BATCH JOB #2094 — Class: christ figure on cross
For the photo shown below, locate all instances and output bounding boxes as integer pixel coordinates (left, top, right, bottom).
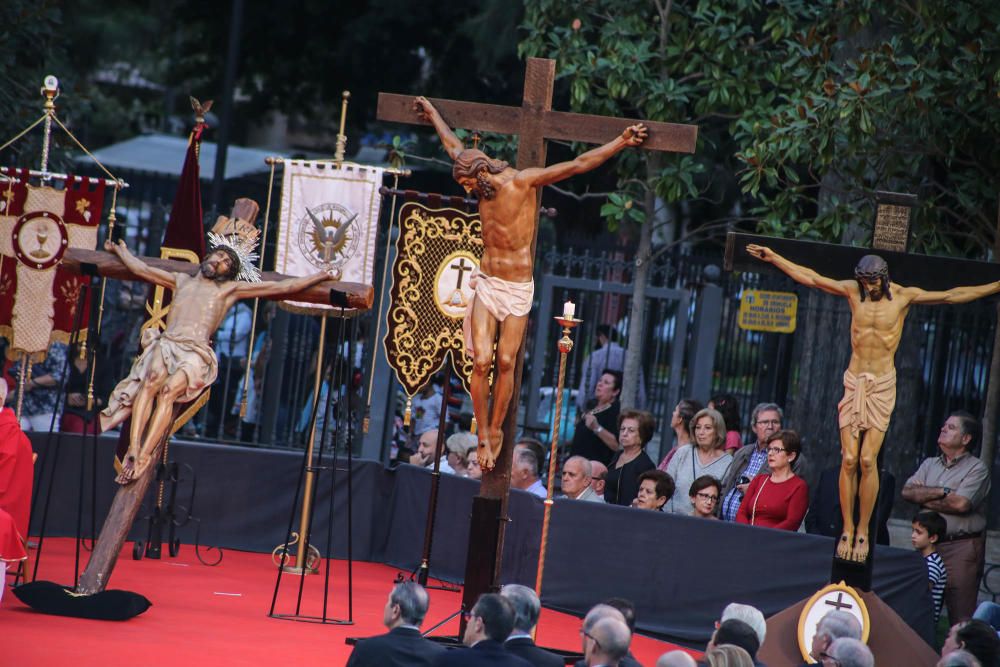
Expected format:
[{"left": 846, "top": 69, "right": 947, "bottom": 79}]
[
  {"left": 414, "top": 96, "right": 647, "bottom": 471},
  {"left": 747, "top": 244, "right": 1000, "bottom": 562},
  {"left": 100, "top": 234, "right": 330, "bottom": 484}
]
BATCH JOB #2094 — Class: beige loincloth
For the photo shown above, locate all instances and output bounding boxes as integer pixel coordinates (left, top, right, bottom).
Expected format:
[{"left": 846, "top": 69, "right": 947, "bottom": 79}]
[
  {"left": 463, "top": 270, "right": 534, "bottom": 355},
  {"left": 837, "top": 369, "right": 896, "bottom": 435},
  {"left": 100, "top": 328, "right": 218, "bottom": 432}
]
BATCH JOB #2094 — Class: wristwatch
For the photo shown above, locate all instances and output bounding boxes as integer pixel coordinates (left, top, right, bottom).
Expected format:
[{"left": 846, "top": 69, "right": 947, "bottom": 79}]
[
  {"left": 594, "top": 425, "right": 603, "bottom": 434},
  {"left": 941, "top": 487, "right": 952, "bottom": 499}
]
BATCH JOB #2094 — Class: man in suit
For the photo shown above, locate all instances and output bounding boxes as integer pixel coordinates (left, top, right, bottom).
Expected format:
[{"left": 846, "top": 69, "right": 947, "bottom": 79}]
[
  {"left": 561, "top": 456, "right": 604, "bottom": 502},
  {"left": 583, "top": 616, "right": 632, "bottom": 667},
  {"left": 346, "top": 582, "right": 446, "bottom": 667},
  {"left": 501, "top": 584, "right": 563, "bottom": 667},
  {"left": 575, "top": 604, "right": 641, "bottom": 667},
  {"left": 434, "top": 593, "right": 533, "bottom": 667}
]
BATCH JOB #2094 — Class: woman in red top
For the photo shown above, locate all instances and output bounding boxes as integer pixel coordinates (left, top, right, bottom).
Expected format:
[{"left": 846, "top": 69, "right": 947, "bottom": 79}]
[{"left": 736, "top": 430, "right": 808, "bottom": 530}]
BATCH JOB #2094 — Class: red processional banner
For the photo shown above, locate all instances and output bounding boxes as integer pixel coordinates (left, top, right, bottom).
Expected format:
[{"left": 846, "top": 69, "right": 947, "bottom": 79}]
[{"left": 0, "top": 169, "right": 105, "bottom": 360}]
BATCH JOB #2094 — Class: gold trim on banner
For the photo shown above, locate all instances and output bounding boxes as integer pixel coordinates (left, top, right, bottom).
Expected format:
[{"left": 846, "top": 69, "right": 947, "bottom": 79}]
[{"left": 382, "top": 202, "right": 483, "bottom": 397}]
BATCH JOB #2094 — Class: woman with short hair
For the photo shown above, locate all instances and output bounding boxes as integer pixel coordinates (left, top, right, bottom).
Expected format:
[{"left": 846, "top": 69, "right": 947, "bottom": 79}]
[
  {"left": 736, "top": 430, "right": 808, "bottom": 531},
  {"left": 604, "top": 409, "right": 656, "bottom": 506},
  {"left": 665, "top": 408, "right": 733, "bottom": 515},
  {"left": 633, "top": 470, "right": 675, "bottom": 511},
  {"left": 689, "top": 475, "right": 722, "bottom": 519}
]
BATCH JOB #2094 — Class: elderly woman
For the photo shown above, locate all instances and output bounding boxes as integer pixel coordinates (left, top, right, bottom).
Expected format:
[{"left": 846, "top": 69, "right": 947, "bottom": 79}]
[
  {"left": 665, "top": 408, "right": 732, "bottom": 515},
  {"left": 689, "top": 475, "right": 721, "bottom": 519},
  {"left": 604, "top": 409, "right": 656, "bottom": 506},
  {"left": 736, "top": 430, "right": 808, "bottom": 530},
  {"left": 633, "top": 469, "right": 675, "bottom": 511},
  {"left": 464, "top": 447, "right": 482, "bottom": 480},
  {"left": 445, "top": 432, "right": 478, "bottom": 477},
  {"left": 657, "top": 398, "right": 703, "bottom": 471}
]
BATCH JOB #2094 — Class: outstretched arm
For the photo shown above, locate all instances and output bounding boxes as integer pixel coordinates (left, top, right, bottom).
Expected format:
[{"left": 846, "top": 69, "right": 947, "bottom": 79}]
[
  {"left": 516, "top": 124, "right": 647, "bottom": 188},
  {"left": 103, "top": 239, "right": 175, "bottom": 289},
  {"left": 233, "top": 271, "right": 330, "bottom": 300},
  {"left": 413, "top": 96, "right": 464, "bottom": 160},
  {"left": 746, "top": 244, "right": 851, "bottom": 296},
  {"left": 905, "top": 280, "right": 1000, "bottom": 305}
]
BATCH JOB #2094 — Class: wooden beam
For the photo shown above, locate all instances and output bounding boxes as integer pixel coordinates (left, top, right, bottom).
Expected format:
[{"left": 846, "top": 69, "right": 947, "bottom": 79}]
[
  {"left": 62, "top": 248, "right": 375, "bottom": 310},
  {"left": 725, "top": 232, "right": 1000, "bottom": 292},
  {"left": 377, "top": 94, "right": 521, "bottom": 135}
]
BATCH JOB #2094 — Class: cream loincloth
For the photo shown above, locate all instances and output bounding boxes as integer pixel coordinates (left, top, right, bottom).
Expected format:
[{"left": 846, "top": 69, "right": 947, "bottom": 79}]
[
  {"left": 463, "top": 270, "right": 534, "bottom": 355},
  {"left": 100, "top": 328, "right": 218, "bottom": 432},
  {"left": 837, "top": 369, "right": 896, "bottom": 435}
]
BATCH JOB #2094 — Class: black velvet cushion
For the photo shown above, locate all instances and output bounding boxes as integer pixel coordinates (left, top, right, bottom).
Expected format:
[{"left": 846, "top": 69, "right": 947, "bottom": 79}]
[{"left": 13, "top": 580, "right": 152, "bottom": 620}]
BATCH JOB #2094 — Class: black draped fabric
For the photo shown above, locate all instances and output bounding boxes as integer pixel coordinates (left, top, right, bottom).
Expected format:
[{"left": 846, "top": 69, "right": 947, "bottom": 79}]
[{"left": 30, "top": 434, "right": 934, "bottom": 649}]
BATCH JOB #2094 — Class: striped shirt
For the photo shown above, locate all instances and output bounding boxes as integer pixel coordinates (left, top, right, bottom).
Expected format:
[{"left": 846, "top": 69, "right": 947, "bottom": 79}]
[{"left": 926, "top": 551, "right": 947, "bottom": 623}]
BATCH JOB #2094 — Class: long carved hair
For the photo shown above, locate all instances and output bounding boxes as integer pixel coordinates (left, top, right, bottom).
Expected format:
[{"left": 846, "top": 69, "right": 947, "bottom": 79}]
[
  {"left": 855, "top": 254, "right": 892, "bottom": 301},
  {"left": 452, "top": 149, "right": 508, "bottom": 181}
]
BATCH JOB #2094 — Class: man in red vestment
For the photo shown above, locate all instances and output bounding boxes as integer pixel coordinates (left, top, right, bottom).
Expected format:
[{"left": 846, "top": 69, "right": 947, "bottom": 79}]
[{"left": 0, "top": 378, "right": 34, "bottom": 594}]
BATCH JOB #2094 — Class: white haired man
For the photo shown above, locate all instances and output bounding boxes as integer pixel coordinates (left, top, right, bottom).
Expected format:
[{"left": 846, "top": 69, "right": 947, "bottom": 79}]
[
  {"left": 821, "top": 637, "right": 873, "bottom": 667},
  {"left": 561, "top": 456, "right": 603, "bottom": 502},
  {"left": 512, "top": 447, "right": 546, "bottom": 498},
  {"left": 347, "top": 582, "right": 445, "bottom": 667},
  {"left": 501, "top": 584, "right": 562, "bottom": 667},
  {"left": 805, "top": 610, "right": 862, "bottom": 666},
  {"left": 720, "top": 603, "right": 766, "bottom": 648}
]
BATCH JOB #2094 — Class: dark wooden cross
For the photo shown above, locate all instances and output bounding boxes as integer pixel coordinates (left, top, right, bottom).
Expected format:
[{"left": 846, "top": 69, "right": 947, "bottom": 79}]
[
  {"left": 450, "top": 256, "right": 474, "bottom": 290},
  {"left": 824, "top": 591, "right": 854, "bottom": 611},
  {"left": 378, "top": 57, "right": 698, "bottom": 618}
]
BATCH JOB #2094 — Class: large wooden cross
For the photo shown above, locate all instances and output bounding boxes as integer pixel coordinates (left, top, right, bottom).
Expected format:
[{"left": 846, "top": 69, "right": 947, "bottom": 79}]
[{"left": 378, "top": 57, "right": 698, "bottom": 616}]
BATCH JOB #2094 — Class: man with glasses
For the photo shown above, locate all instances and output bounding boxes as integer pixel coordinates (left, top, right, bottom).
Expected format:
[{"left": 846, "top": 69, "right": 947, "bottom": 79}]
[
  {"left": 435, "top": 593, "right": 532, "bottom": 666},
  {"left": 719, "top": 403, "right": 809, "bottom": 522},
  {"left": 574, "top": 603, "right": 641, "bottom": 667},
  {"left": 346, "top": 582, "right": 445, "bottom": 667},
  {"left": 581, "top": 617, "right": 631, "bottom": 667},
  {"left": 803, "top": 610, "right": 862, "bottom": 666},
  {"left": 820, "top": 637, "right": 873, "bottom": 667}
]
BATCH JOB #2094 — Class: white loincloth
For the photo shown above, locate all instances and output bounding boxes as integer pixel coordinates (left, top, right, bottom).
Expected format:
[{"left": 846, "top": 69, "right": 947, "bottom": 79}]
[{"left": 837, "top": 369, "right": 896, "bottom": 435}]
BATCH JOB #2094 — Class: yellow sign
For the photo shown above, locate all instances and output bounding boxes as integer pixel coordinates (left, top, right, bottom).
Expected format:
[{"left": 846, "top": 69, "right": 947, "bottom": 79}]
[{"left": 738, "top": 289, "right": 797, "bottom": 333}]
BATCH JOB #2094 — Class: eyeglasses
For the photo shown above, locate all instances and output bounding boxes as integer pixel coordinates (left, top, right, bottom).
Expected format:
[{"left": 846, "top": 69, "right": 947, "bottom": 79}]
[
  {"left": 695, "top": 492, "right": 719, "bottom": 502},
  {"left": 756, "top": 419, "right": 781, "bottom": 426},
  {"left": 766, "top": 446, "right": 786, "bottom": 454},
  {"left": 462, "top": 610, "right": 475, "bottom": 621},
  {"left": 579, "top": 629, "right": 601, "bottom": 648}
]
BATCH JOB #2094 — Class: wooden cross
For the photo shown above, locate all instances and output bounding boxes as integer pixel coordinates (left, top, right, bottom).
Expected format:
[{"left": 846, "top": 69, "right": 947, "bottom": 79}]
[
  {"left": 450, "top": 257, "right": 474, "bottom": 290},
  {"left": 378, "top": 57, "right": 698, "bottom": 615},
  {"left": 824, "top": 591, "right": 854, "bottom": 611}
]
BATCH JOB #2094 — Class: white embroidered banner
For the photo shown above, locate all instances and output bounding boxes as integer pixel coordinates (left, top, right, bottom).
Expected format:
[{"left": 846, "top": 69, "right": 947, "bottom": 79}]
[{"left": 275, "top": 162, "right": 384, "bottom": 312}]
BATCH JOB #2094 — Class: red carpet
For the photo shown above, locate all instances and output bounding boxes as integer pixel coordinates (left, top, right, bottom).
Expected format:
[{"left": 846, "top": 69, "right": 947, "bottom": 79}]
[{"left": 4, "top": 538, "right": 696, "bottom": 666}]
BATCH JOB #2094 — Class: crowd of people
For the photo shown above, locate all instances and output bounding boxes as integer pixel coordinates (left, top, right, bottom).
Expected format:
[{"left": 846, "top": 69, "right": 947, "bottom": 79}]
[{"left": 348, "top": 579, "right": 1000, "bottom": 666}]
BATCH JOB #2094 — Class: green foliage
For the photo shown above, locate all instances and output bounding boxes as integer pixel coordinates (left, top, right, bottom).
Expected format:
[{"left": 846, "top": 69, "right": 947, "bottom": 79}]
[{"left": 521, "top": 0, "right": 1000, "bottom": 256}]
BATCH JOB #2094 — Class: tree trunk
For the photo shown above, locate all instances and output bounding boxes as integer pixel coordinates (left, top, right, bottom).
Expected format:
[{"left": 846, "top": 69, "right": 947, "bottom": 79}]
[
  {"left": 621, "top": 154, "right": 660, "bottom": 409},
  {"left": 979, "top": 199, "right": 1000, "bottom": 478}
]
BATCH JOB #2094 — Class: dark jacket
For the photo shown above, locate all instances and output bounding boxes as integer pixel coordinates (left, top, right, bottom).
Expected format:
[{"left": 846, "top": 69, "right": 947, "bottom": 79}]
[
  {"left": 504, "top": 636, "right": 564, "bottom": 667},
  {"left": 346, "top": 626, "right": 446, "bottom": 667},
  {"left": 434, "top": 639, "right": 535, "bottom": 667}
]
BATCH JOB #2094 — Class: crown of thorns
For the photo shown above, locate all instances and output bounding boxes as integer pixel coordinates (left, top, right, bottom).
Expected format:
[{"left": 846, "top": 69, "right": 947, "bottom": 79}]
[{"left": 207, "top": 229, "right": 261, "bottom": 283}]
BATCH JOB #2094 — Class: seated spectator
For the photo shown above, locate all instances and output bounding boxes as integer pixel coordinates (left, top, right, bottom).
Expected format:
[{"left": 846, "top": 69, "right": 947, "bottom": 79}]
[
  {"left": 665, "top": 408, "right": 733, "bottom": 515},
  {"left": 465, "top": 448, "right": 482, "bottom": 480},
  {"left": 807, "top": 611, "right": 862, "bottom": 666},
  {"left": 720, "top": 603, "right": 766, "bottom": 650},
  {"left": 719, "top": 404, "right": 808, "bottom": 522},
  {"left": 561, "top": 456, "right": 603, "bottom": 502},
  {"left": 657, "top": 651, "right": 698, "bottom": 667},
  {"left": 591, "top": 461, "right": 608, "bottom": 499},
  {"left": 821, "top": 638, "right": 873, "bottom": 667},
  {"left": 408, "top": 429, "right": 441, "bottom": 469},
  {"left": 605, "top": 410, "right": 656, "bottom": 506},
  {"left": 574, "top": 603, "right": 640, "bottom": 667},
  {"left": 689, "top": 476, "right": 722, "bottom": 519},
  {"left": 937, "top": 650, "right": 983, "bottom": 667},
  {"left": 942, "top": 620, "right": 1000, "bottom": 667},
  {"left": 706, "top": 619, "right": 761, "bottom": 666},
  {"left": 434, "top": 593, "right": 532, "bottom": 666},
  {"left": 703, "top": 645, "right": 754, "bottom": 667},
  {"left": 346, "top": 581, "right": 446, "bottom": 667},
  {"left": 912, "top": 510, "right": 948, "bottom": 624},
  {"left": 633, "top": 470, "right": 674, "bottom": 511},
  {"left": 658, "top": 398, "right": 702, "bottom": 471},
  {"left": 583, "top": 616, "right": 631, "bottom": 667},
  {"left": 512, "top": 448, "right": 547, "bottom": 498},
  {"left": 0, "top": 508, "right": 25, "bottom": 602},
  {"left": 516, "top": 437, "right": 548, "bottom": 479},
  {"left": 445, "top": 432, "right": 477, "bottom": 477},
  {"left": 570, "top": 369, "right": 622, "bottom": 467},
  {"left": 501, "top": 584, "right": 562, "bottom": 667},
  {"left": 709, "top": 394, "right": 742, "bottom": 453},
  {"left": 410, "top": 380, "right": 443, "bottom": 442},
  {"left": 735, "top": 430, "right": 808, "bottom": 531}
]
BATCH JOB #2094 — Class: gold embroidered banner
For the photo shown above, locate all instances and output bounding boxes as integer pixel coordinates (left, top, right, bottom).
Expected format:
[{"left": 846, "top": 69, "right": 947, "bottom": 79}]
[{"left": 383, "top": 202, "right": 482, "bottom": 395}]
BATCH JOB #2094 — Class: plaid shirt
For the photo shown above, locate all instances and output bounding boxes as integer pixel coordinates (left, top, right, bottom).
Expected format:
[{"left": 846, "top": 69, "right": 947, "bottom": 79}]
[{"left": 720, "top": 444, "right": 768, "bottom": 521}]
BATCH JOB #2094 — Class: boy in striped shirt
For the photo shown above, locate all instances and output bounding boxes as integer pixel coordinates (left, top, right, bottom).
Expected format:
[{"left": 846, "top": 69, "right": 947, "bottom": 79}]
[{"left": 912, "top": 510, "right": 948, "bottom": 623}]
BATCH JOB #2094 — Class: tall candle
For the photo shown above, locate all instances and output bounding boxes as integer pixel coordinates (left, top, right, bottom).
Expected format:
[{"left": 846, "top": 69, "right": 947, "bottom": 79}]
[{"left": 562, "top": 300, "right": 575, "bottom": 320}]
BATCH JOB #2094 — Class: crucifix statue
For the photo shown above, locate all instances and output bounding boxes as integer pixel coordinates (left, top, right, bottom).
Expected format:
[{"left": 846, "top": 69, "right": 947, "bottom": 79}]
[
  {"left": 379, "top": 57, "right": 698, "bottom": 618},
  {"left": 413, "top": 95, "right": 647, "bottom": 471},
  {"left": 744, "top": 246, "right": 1000, "bottom": 562}
]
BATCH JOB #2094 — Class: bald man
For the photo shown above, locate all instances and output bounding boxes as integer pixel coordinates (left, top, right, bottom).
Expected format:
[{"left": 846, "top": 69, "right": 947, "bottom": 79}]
[
  {"left": 657, "top": 652, "right": 697, "bottom": 667},
  {"left": 561, "top": 456, "right": 603, "bottom": 502},
  {"left": 584, "top": 616, "right": 632, "bottom": 667}
]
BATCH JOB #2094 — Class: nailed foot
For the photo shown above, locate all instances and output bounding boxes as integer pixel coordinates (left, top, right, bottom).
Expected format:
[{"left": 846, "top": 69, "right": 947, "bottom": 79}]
[
  {"left": 489, "top": 427, "right": 504, "bottom": 463},
  {"left": 116, "top": 455, "right": 138, "bottom": 485},
  {"left": 850, "top": 534, "right": 869, "bottom": 563},
  {"left": 477, "top": 436, "right": 496, "bottom": 472},
  {"left": 836, "top": 531, "right": 853, "bottom": 560}
]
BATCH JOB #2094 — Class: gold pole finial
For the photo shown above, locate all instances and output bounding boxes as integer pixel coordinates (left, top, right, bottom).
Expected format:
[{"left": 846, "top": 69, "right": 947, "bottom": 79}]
[
  {"left": 334, "top": 91, "right": 351, "bottom": 163},
  {"left": 39, "top": 76, "right": 60, "bottom": 178}
]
